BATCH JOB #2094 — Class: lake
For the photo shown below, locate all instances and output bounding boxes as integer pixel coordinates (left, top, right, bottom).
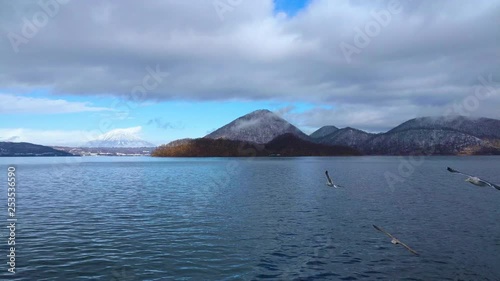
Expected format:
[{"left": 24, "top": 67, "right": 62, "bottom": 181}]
[{"left": 0, "top": 156, "right": 499, "bottom": 280}]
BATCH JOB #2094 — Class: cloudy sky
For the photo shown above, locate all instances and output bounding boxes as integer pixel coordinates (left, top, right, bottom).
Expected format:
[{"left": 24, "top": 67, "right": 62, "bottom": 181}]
[{"left": 1, "top": 0, "right": 499, "bottom": 145}]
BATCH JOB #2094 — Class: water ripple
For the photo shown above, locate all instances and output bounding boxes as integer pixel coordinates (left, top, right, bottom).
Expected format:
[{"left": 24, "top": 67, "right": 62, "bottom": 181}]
[{"left": 0, "top": 156, "right": 498, "bottom": 280}]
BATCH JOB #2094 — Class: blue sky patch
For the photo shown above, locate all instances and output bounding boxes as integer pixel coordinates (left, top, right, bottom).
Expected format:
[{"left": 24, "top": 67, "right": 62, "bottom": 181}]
[{"left": 273, "top": 0, "right": 311, "bottom": 16}]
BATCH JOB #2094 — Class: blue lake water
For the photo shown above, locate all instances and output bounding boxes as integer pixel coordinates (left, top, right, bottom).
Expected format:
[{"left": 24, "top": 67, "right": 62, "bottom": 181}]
[{"left": 0, "top": 156, "right": 499, "bottom": 280}]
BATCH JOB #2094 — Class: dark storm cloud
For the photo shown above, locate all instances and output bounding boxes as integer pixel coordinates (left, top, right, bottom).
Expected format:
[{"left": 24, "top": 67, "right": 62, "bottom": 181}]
[{"left": 1, "top": 0, "right": 499, "bottom": 130}]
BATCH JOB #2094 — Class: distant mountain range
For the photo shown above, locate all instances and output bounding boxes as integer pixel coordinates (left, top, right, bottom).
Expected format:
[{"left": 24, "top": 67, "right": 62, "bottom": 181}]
[
  {"left": 153, "top": 109, "right": 364, "bottom": 157},
  {"left": 154, "top": 109, "right": 500, "bottom": 156},
  {"left": 4, "top": 110, "right": 499, "bottom": 157},
  {"left": 0, "top": 142, "right": 74, "bottom": 157},
  {"left": 1, "top": 127, "right": 156, "bottom": 157},
  {"left": 312, "top": 116, "right": 500, "bottom": 155}
]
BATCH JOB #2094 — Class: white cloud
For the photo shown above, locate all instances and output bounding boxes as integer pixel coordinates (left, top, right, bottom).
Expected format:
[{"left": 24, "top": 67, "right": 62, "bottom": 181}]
[
  {"left": 0, "top": 93, "right": 112, "bottom": 114},
  {"left": 105, "top": 126, "right": 141, "bottom": 135},
  {"left": 0, "top": 128, "right": 93, "bottom": 146}
]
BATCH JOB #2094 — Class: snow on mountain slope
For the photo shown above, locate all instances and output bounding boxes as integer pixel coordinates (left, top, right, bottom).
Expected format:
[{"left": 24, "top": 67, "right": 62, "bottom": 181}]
[
  {"left": 205, "top": 109, "right": 310, "bottom": 144},
  {"left": 318, "top": 127, "right": 374, "bottom": 148},
  {"left": 364, "top": 129, "right": 485, "bottom": 155},
  {"left": 86, "top": 127, "right": 155, "bottom": 147},
  {"left": 315, "top": 115, "right": 500, "bottom": 154},
  {"left": 310, "top": 126, "right": 339, "bottom": 139},
  {"left": 388, "top": 116, "right": 500, "bottom": 139}
]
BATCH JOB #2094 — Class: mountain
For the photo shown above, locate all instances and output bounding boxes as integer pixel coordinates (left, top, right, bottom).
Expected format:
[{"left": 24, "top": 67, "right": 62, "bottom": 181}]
[
  {"left": 86, "top": 127, "right": 155, "bottom": 148},
  {"left": 264, "top": 133, "right": 361, "bottom": 156},
  {"left": 313, "top": 116, "right": 500, "bottom": 155},
  {"left": 387, "top": 116, "right": 500, "bottom": 139},
  {"left": 163, "top": 138, "right": 194, "bottom": 148},
  {"left": 152, "top": 138, "right": 262, "bottom": 157},
  {"left": 152, "top": 133, "right": 360, "bottom": 157},
  {"left": 158, "top": 111, "right": 500, "bottom": 156},
  {"left": 0, "top": 142, "right": 74, "bottom": 157},
  {"left": 310, "top": 126, "right": 339, "bottom": 139},
  {"left": 364, "top": 130, "right": 487, "bottom": 155},
  {"left": 317, "top": 127, "right": 375, "bottom": 149},
  {"left": 205, "top": 109, "right": 310, "bottom": 144},
  {"left": 363, "top": 116, "right": 500, "bottom": 155}
]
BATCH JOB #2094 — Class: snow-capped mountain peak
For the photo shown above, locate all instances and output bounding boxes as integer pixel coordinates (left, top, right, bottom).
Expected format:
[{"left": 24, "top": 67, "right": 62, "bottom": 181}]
[
  {"left": 86, "top": 127, "right": 155, "bottom": 147},
  {"left": 205, "top": 109, "right": 309, "bottom": 143}
]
